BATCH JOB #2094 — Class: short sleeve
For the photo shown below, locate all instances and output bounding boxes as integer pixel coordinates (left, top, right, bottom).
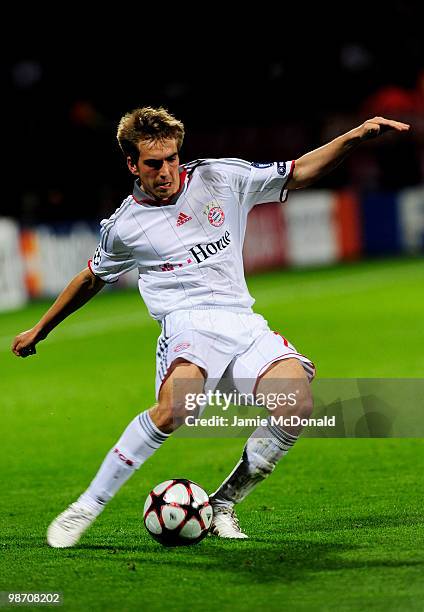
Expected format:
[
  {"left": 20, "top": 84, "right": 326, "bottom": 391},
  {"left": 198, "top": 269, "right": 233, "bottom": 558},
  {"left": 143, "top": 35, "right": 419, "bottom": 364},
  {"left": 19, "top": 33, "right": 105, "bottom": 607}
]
[
  {"left": 222, "top": 158, "right": 295, "bottom": 210},
  {"left": 88, "top": 220, "right": 137, "bottom": 283}
]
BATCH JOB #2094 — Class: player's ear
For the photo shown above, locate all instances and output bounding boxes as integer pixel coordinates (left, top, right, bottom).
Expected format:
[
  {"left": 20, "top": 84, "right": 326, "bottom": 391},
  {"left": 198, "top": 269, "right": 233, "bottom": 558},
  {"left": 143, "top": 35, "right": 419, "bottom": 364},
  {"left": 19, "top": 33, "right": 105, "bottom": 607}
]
[{"left": 127, "top": 156, "right": 139, "bottom": 176}]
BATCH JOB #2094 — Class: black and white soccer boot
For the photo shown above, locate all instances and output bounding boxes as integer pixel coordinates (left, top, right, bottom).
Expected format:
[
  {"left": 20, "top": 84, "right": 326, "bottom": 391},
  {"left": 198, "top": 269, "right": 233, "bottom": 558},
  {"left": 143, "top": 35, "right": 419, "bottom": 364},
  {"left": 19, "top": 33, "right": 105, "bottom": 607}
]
[{"left": 209, "top": 504, "right": 248, "bottom": 539}]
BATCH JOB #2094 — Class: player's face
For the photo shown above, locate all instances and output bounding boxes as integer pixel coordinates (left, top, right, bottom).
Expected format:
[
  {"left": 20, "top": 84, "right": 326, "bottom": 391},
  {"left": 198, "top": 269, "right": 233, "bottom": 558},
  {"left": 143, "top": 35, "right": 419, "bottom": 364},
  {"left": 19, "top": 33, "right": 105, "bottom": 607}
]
[{"left": 128, "top": 138, "right": 180, "bottom": 201}]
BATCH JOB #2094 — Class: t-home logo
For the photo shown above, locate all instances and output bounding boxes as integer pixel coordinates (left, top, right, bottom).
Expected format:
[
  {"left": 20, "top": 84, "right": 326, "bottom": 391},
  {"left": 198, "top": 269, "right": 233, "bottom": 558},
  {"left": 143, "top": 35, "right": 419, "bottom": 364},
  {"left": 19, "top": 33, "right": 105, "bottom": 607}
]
[{"left": 188, "top": 231, "right": 231, "bottom": 263}]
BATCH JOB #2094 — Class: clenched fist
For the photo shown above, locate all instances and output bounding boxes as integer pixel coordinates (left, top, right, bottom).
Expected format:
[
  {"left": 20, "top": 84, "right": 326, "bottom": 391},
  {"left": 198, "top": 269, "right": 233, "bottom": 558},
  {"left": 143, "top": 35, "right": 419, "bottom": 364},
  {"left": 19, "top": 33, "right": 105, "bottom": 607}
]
[{"left": 11, "top": 327, "right": 46, "bottom": 358}]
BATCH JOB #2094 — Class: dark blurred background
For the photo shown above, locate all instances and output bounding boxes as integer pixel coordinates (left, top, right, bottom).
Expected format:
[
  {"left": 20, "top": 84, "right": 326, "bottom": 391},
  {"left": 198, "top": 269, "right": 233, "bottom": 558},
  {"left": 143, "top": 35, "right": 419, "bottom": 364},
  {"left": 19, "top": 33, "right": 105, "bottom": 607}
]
[{"left": 3, "top": 4, "right": 423, "bottom": 225}]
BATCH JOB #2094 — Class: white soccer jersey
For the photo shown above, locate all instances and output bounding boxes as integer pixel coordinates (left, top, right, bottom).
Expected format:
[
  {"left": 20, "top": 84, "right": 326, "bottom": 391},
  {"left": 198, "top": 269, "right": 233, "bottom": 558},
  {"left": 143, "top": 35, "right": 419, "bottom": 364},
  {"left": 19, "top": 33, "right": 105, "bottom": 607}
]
[{"left": 89, "top": 158, "right": 294, "bottom": 320}]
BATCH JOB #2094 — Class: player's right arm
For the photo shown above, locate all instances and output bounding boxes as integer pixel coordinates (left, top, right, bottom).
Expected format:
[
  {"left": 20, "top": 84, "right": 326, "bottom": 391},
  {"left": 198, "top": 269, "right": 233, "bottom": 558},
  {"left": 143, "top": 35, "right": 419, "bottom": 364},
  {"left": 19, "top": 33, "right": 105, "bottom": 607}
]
[
  {"left": 11, "top": 267, "right": 105, "bottom": 357},
  {"left": 12, "top": 207, "right": 137, "bottom": 358}
]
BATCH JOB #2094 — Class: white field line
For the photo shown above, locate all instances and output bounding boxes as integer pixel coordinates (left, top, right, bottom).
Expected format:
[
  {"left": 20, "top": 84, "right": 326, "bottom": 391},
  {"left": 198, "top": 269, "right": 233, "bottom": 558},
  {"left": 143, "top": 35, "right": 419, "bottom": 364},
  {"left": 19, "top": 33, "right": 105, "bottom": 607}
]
[
  {"left": 1, "top": 311, "right": 152, "bottom": 353},
  {"left": 2, "top": 262, "right": 423, "bottom": 352}
]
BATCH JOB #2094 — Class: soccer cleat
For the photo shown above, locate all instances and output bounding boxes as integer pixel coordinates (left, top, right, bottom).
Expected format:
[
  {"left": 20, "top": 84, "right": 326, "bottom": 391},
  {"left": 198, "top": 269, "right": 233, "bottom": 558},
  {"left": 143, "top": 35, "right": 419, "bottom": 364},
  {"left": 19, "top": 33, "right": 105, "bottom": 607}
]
[
  {"left": 209, "top": 505, "right": 248, "bottom": 539},
  {"left": 47, "top": 502, "right": 97, "bottom": 548}
]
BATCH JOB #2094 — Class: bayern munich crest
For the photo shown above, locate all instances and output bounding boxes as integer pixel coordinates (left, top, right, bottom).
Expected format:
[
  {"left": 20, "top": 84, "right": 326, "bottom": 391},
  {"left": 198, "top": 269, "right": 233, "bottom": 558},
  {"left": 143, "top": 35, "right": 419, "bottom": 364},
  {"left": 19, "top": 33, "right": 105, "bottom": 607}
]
[{"left": 204, "top": 202, "right": 225, "bottom": 227}]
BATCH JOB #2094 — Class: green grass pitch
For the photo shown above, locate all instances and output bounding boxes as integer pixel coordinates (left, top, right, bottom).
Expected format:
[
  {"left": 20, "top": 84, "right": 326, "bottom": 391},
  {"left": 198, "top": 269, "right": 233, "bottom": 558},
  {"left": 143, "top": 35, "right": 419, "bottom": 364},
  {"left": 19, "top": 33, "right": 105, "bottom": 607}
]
[{"left": 1, "top": 257, "right": 423, "bottom": 611}]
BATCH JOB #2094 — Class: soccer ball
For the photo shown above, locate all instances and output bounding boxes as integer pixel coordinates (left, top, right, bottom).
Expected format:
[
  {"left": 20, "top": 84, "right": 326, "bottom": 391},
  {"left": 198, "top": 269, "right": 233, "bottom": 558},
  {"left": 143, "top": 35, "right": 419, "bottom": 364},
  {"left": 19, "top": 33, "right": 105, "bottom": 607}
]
[{"left": 143, "top": 478, "right": 213, "bottom": 546}]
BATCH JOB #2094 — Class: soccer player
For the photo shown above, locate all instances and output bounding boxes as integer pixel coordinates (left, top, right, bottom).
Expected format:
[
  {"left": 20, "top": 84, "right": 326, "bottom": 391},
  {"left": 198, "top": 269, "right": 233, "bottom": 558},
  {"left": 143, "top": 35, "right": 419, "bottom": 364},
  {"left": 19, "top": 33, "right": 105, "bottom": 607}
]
[{"left": 12, "top": 108, "right": 409, "bottom": 546}]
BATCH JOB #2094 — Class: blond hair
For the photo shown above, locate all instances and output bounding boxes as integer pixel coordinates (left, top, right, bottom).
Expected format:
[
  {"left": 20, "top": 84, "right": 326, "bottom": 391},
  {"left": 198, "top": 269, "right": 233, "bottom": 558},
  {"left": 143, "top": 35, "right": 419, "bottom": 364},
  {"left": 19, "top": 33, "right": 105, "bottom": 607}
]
[{"left": 117, "top": 106, "right": 185, "bottom": 162}]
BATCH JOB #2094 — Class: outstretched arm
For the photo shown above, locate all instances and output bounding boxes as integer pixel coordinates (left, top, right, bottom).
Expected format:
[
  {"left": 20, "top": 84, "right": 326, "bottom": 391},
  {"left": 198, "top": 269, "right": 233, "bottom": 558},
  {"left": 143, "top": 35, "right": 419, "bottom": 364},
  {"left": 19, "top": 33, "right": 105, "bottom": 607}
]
[
  {"left": 287, "top": 116, "right": 410, "bottom": 190},
  {"left": 11, "top": 267, "right": 105, "bottom": 357}
]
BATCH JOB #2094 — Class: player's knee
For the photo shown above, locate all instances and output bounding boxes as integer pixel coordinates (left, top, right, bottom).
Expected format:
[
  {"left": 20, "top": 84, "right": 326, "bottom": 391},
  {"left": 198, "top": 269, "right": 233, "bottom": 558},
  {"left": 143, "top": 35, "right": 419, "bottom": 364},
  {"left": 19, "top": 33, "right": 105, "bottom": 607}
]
[{"left": 154, "top": 361, "right": 205, "bottom": 433}]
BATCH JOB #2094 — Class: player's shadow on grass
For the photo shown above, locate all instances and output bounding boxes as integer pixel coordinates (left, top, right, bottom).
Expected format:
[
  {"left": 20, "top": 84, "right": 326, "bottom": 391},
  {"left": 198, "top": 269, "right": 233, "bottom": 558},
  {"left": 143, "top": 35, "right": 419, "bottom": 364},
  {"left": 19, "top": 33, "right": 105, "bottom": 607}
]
[
  {"left": 71, "top": 508, "right": 424, "bottom": 583},
  {"left": 271, "top": 511, "right": 424, "bottom": 535},
  {"left": 78, "top": 539, "right": 424, "bottom": 585},
  {"left": 204, "top": 541, "right": 424, "bottom": 582}
]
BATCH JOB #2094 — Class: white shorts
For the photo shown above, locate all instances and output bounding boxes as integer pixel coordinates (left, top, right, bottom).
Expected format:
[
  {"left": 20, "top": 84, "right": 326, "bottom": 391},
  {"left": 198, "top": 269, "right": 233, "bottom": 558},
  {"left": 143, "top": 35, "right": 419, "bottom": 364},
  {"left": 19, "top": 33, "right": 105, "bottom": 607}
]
[{"left": 155, "top": 308, "right": 315, "bottom": 400}]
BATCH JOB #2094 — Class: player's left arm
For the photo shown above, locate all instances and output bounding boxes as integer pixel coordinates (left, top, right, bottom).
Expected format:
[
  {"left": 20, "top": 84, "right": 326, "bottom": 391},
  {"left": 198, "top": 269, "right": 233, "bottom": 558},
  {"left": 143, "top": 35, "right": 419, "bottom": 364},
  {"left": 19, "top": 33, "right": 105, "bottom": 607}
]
[{"left": 287, "top": 116, "right": 410, "bottom": 190}]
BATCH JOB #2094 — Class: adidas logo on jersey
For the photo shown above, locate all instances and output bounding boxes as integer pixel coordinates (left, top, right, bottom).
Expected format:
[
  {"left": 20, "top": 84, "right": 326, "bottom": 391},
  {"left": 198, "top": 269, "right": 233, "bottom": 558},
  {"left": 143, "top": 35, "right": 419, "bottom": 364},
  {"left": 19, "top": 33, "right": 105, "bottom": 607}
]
[{"left": 176, "top": 212, "right": 192, "bottom": 227}]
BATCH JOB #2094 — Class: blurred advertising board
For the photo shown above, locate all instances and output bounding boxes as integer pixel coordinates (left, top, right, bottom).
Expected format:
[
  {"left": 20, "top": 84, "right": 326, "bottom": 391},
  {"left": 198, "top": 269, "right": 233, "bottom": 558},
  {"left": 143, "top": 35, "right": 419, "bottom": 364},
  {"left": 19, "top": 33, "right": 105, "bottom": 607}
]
[
  {"left": 243, "top": 190, "right": 361, "bottom": 272},
  {"left": 3, "top": 187, "right": 421, "bottom": 309},
  {"left": 398, "top": 186, "right": 424, "bottom": 252},
  {"left": 0, "top": 218, "right": 27, "bottom": 312},
  {"left": 19, "top": 223, "right": 137, "bottom": 299}
]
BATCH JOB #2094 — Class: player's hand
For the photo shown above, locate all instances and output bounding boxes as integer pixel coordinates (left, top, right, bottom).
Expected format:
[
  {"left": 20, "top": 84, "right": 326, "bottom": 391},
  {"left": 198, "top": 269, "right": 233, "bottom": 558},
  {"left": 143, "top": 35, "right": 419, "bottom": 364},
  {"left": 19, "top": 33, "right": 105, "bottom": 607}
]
[
  {"left": 359, "top": 116, "right": 410, "bottom": 141},
  {"left": 11, "top": 327, "right": 46, "bottom": 358}
]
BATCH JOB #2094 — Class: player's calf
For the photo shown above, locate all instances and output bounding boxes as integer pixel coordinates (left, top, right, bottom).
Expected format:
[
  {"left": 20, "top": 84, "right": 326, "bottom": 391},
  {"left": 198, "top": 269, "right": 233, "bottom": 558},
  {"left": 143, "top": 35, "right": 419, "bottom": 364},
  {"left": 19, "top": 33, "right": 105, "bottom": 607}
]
[
  {"left": 258, "top": 358, "right": 313, "bottom": 437},
  {"left": 151, "top": 359, "right": 206, "bottom": 433},
  {"left": 46, "top": 360, "right": 206, "bottom": 548},
  {"left": 268, "top": 381, "right": 313, "bottom": 436},
  {"left": 47, "top": 409, "right": 170, "bottom": 548},
  {"left": 211, "top": 359, "right": 313, "bottom": 519}
]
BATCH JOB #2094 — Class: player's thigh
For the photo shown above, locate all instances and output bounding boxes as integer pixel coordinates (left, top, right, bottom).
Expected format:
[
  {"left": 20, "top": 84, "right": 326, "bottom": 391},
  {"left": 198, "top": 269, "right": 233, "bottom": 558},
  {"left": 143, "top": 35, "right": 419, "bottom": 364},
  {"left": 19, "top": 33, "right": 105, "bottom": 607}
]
[
  {"left": 151, "top": 359, "right": 206, "bottom": 431},
  {"left": 255, "top": 357, "right": 313, "bottom": 418}
]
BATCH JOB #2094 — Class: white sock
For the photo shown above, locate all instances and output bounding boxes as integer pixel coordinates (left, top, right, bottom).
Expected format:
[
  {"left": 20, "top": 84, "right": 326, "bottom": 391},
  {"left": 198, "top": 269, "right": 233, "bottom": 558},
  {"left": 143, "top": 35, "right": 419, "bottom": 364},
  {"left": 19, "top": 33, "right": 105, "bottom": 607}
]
[
  {"left": 211, "top": 421, "right": 298, "bottom": 507},
  {"left": 78, "top": 410, "right": 169, "bottom": 514}
]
